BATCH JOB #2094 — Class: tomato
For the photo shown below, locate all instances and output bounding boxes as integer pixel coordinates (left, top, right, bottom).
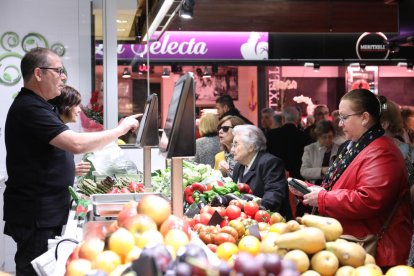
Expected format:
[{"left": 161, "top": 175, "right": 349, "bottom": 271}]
[
  {"left": 200, "top": 206, "right": 215, "bottom": 215},
  {"left": 228, "top": 199, "right": 243, "bottom": 209},
  {"left": 207, "top": 243, "right": 217, "bottom": 253},
  {"left": 220, "top": 226, "right": 239, "bottom": 240},
  {"left": 254, "top": 210, "right": 271, "bottom": 223},
  {"left": 214, "top": 232, "right": 236, "bottom": 245},
  {"left": 198, "top": 226, "right": 218, "bottom": 244},
  {"left": 109, "top": 187, "right": 120, "bottom": 194},
  {"left": 229, "top": 220, "right": 245, "bottom": 237},
  {"left": 200, "top": 212, "right": 212, "bottom": 225},
  {"left": 220, "top": 217, "right": 229, "bottom": 228},
  {"left": 243, "top": 201, "right": 259, "bottom": 217},
  {"left": 226, "top": 205, "right": 241, "bottom": 220},
  {"left": 240, "top": 212, "right": 248, "bottom": 219},
  {"left": 128, "top": 181, "right": 144, "bottom": 193},
  {"left": 193, "top": 223, "right": 204, "bottom": 232},
  {"left": 214, "top": 207, "right": 227, "bottom": 218}
]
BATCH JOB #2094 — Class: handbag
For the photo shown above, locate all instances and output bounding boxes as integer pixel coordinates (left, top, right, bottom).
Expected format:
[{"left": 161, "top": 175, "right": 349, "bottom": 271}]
[{"left": 340, "top": 200, "right": 401, "bottom": 258}]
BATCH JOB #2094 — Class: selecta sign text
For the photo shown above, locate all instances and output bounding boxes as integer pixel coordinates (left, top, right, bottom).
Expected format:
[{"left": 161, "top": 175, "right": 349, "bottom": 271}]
[{"left": 95, "top": 31, "right": 269, "bottom": 60}]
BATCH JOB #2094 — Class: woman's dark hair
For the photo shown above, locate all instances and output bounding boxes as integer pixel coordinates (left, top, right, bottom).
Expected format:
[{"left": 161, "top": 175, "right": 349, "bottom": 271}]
[
  {"left": 216, "top": 95, "right": 235, "bottom": 110},
  {"left": 341, "top": 89, "right": 386, "bottom": 123},
  {"left": 49, "top": 85, "right": 81, "bottom": 117},
  {"left": 314, "top": 120, "right": 336, "bottom": 137}
]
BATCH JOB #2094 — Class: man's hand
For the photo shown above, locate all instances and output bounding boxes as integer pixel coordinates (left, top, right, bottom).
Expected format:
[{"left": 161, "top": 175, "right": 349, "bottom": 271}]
[
  {"left": 118, "top": 114, "right": 142, "bottom": 134},
  {"left": 75, "top": 161, "right": 91, "bottom": 176}
]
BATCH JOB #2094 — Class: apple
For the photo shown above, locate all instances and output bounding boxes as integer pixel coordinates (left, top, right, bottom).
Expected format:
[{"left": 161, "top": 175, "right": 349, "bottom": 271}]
[
  {"left": 283, "top": 249, "right": 310, "bottom": 273},
  {"left": 108, "top": 227, "right": 135, "bottom": 256},
  {"left": 270, "top": 212, "right": 285, "bottom": 224},
  {"left": 335, "top": 266, "right": 355, "bottom": 276},
  {"left": 135, "top": 229, "right": 164, "bottom": 249},
  {"left": 310, "top": 250, "right": 339, "bottom": 276},
  {"left": 66, "top": 258, "right": 92, "bottom": 276},
  {"left": 117, "top": 201, "right": 138, "bottom": 227},
  {"left": 78, "top": 238, "right": 105, "bottom": 261},
  {"left": 124, "top": 246, "right": 142, "bottom": 263},
  {"left": 164, "top": 229, "right": 190, "bottom": 253},
  {"left": 124, "top": 214, "right": 157, "bottom": 234},
  {"left": 137, "top": 195, "right": 171, "bottom": 226},
  {"left": 160, "top": 215, "right": 191, "bottom": 238},
  {"left": 92, "top": 250, "right": 122, "bottom": 274}
]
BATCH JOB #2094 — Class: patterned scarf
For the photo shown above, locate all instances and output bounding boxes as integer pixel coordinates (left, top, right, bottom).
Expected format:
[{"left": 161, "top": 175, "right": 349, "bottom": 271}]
[{"left": 321, "top": 124, "right": 385, "bottom": 191}]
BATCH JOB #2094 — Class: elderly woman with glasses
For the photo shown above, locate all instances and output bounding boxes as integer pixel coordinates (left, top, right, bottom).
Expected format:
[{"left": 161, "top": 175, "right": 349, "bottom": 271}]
[
  {"left": 214, "top": 115, "right": 245, "bottom": 177},
  {"left": 289, "top": 89, "right": 412, "bottom": 269},
  {"left": 231, "top": 124, "right": 292, "bottom": 218}
]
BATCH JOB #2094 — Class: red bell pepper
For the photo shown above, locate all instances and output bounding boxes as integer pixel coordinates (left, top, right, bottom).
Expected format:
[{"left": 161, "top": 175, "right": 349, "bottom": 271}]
[{"left": 184, "top": 183, "right": 207, "bottom": 204}]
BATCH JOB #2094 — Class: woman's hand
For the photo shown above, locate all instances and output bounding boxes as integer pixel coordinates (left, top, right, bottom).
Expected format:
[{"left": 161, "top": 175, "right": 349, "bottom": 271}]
[
  {"left": 287, "top": 178, "right": 307, "bottom": 197},
  {"left": 303, "top": 185, "right": 324, "bottom": 207},
  {"left": 75, "top": 161, "right": 91, "bottom": 176},
  {"left": 218, "top": 160, "right": 229, "bottom": 176}
]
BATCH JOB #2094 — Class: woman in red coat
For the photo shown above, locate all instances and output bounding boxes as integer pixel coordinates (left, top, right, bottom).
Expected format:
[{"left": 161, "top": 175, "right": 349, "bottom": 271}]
[{"left": 290, "top": 89, "right": 412, "bottom": 268}]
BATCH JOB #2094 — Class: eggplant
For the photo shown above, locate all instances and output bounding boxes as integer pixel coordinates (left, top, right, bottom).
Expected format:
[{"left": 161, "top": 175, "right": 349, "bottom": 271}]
[
  {"left": 224, "top": 193, "right": 241, "bottom": 202},
  {"left": 241, "top": 193, "right": 260, "bottom": 201},
  {"left": 210, "top": 195, "right": 228, "bottom": 207}
]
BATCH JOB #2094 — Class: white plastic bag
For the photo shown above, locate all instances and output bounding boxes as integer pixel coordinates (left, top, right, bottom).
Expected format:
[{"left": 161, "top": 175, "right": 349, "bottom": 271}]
[{"left": 88, "top": 142, "right": 138, "bottom": 176}]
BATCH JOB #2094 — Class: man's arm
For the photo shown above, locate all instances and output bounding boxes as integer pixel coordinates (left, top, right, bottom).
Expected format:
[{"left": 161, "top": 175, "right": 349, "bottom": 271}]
[{"left": 50, "top": 114, "right": 140, "bottom": 154}]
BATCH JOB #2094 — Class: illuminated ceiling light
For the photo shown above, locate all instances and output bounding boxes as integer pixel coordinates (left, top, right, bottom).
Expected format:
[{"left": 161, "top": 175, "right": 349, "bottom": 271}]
[
  {"left": 408, "top": 63, "right": 413, "bottom": 72},
  {"left": 313, "top": 63, "right": 320, "bottom": 72},
  {"left": 122, "top": 67, "right": 131, "bottom": 79},
  {"left": 116, "top": 19, "right": 128, "bottom": 24},
  {"left": 202, "top": 67, "right": 211, "bottom": 78},
  {"left": 161, "top": 67, "right": 170, "bottom": 78},
  {"left": 179, "top": 0, "right": 194, "bottom": 19}
]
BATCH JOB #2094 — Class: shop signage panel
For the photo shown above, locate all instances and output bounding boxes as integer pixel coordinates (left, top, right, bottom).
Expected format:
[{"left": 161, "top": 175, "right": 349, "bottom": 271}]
[{"left": 95, "top": 31, "right": 268, "bottom": 60}]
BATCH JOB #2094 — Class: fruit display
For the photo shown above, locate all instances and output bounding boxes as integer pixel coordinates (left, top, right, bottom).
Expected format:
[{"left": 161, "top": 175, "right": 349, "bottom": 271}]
[{"left": 66, "top": 193, "right": 414, "bottom": 276}]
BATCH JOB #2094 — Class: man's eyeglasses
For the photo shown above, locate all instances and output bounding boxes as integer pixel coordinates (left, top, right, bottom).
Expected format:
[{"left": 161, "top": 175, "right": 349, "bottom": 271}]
[
  {"left": 39, "top": 67, "right": 65, "bottom": 76},
  {"left": 217, "top": 126, "right": 233, "bottom": 133},
  {"left": 338, "top": 113, "right": 362, "bottom": 123}
]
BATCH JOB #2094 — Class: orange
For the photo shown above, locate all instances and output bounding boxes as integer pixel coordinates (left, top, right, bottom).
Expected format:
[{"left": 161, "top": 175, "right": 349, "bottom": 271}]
[
  {"left": 238, "top": 235, "right": 261, "bottom": 256},
  {"left": 216, "top": 242, "right": 239, "bottom": 261}
]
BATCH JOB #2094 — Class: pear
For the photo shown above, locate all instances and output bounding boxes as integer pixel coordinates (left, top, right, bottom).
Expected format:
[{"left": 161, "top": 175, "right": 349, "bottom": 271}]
[
  {"left": 334, "top": 266, "right": 355, "bottom": 276},
  {"left": 326, "top": 241, "right": 366, "bottom": 267},
  {"left": 298, "top": 214, "right": 343, "bottom": 241},
  {"left": 283, "top": 249, "right": 310, "bottom": 273},
  {"left": 274, "top": 227, "right": 326, "bottom": 254}
]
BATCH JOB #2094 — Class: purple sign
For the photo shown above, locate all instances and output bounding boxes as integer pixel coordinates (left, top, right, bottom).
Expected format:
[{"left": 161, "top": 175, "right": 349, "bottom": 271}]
[{"left": 95, "top": 31, "right": 268, "bottom": 60}]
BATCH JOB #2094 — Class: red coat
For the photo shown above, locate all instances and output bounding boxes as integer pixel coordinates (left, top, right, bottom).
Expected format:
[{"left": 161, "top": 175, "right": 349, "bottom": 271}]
[{"left": 317, "top": 136, "right": 412, "bottom": 266}]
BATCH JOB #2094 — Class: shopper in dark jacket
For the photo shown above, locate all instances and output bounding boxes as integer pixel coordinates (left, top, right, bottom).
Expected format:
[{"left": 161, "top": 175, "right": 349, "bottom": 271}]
[{"left": 215, "top": 95, "right": 253, "bottom": 124}]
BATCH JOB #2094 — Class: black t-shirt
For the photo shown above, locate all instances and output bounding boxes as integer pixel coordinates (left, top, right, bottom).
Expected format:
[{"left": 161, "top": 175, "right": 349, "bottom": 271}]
[{"left": 4, "top": 88, "right": 74, "bottom": 227}]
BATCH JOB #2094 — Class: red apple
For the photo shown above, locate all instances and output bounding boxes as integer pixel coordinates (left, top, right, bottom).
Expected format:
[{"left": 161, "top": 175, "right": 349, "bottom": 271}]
[
  {"left": 78, "top": 238, "right": 105, "bottom": 261},
  {"left": 160, "top": 215, "right": 190, "bottom": 238}
]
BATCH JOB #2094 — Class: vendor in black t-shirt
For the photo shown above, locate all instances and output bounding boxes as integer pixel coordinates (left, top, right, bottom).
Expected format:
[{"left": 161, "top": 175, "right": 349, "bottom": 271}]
[{"left": 4, "top": 47, "right": 140, "bottom": 276}]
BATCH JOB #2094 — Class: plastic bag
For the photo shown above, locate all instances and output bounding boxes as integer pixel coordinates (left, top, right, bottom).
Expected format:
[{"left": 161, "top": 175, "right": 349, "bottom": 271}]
[{"left": 87, "top": 142, "right": 138, "bottom": 176}]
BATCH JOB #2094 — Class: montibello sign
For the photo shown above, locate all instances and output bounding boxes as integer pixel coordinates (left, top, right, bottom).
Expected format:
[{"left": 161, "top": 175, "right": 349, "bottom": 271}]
[{"left": 95, "top": 31, "right": 268, "bottom": 60}]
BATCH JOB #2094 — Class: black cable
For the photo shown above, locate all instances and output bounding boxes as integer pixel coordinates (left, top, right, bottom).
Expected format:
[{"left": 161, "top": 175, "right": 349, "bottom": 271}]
[{"left": 54, "top": 238, "right": 79, "bottom": 260}]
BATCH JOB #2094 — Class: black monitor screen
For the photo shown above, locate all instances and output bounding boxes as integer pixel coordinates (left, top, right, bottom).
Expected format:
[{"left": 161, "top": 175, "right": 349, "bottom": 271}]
[
  {"left": 159, "top": 73, "right": 195, "bottom": 157},
  {"left": 136, "top": 93, "right": 159, "bottom": 147}
]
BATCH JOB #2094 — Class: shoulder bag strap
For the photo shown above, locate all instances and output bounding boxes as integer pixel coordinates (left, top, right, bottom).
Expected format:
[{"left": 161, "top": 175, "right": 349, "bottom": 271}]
[{"left": 377, "top": 199, "right": 401, "bottom": 239}]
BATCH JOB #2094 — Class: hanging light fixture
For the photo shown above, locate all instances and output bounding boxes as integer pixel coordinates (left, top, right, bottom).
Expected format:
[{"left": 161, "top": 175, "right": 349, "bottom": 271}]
[
  {"left": 407, "top": 63, "right": 413, "bottom": 72},
  {"left": 179, "top": 0, "right": 195, "bottom": 19},
  {"left": 122, "top": 67, "right": 131, "bottom": 79},
  {"left": 202, "top": 66, "right": 211, "bottom": 78},
  {"left": 313, "top": 63, "right": 320, "bottom": 72},
  {"left": 359, "top": 63, "right": 366, "bottom": 72},
  {"left": 161, "top": 67, "right": 170, "bottom": 78}
]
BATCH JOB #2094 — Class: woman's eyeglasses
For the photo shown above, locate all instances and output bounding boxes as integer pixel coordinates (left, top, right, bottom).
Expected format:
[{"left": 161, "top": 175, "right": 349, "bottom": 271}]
[{"left": 217, "top": 126, "right": 233, "bottom": 133}]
